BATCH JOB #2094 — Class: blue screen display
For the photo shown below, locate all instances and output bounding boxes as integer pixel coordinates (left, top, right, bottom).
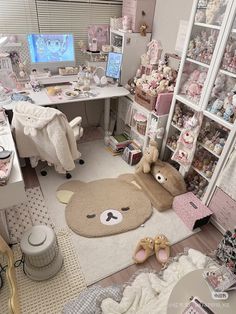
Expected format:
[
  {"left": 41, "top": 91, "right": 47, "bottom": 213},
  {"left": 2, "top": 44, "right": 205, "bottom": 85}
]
[
  {"left": 106, "top": 52, "right": 122, "bottom": 79},
  {"left": 27, "top": 34, "right": 75, "bottom": 63}
]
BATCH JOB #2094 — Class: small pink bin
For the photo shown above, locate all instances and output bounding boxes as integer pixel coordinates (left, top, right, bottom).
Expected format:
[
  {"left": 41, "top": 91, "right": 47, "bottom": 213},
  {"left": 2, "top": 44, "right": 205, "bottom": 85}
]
[
  {"left": 173, "top": 192, "right": 212, "bottom": 230},
  {"left": 155, "top": 93, "right": 173, "bottom": 115}
]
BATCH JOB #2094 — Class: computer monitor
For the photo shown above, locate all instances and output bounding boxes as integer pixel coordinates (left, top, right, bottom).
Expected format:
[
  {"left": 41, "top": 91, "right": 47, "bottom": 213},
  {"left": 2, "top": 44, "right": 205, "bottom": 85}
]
[
  {"left": 27, "top": 33, "right": 75, "bottom": 69},
  {"left": 105, "top": 52, "right": 122, "bottom": 80}
]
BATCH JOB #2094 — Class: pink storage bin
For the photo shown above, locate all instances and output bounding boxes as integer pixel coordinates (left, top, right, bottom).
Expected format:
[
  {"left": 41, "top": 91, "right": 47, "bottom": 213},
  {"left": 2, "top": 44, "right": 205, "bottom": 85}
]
[
  {"left": 173, "top": 192, "right": 212, "bottom": 230},
  {"left": 122, "top": 0, "right": 156, "bottom": 33},
  {"left": 155, "top": 93, "right": 173, "bottom": 115}
]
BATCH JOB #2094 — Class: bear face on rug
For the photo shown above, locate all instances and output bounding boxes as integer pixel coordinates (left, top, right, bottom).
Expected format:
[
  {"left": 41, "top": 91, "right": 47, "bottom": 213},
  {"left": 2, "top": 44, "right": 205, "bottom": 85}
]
[{"left": 56, "top": 178, "right": 152, "bottom": 237}]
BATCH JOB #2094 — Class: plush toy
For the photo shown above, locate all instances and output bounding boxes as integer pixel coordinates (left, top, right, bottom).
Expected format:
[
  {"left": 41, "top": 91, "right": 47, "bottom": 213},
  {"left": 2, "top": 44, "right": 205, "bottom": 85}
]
[
  {"left": 151, "top": 159, "right": 186, "bottom": 196},
  {"left": 206, "top": 0, "right": 221, "bottom": 25},
  {"left": 135, "top": 140, "right": 159, "bottom": 174},
  {"left": 212, "top": 74, "right": 225, "bottom": 97},
  {"left": 210, "top": 99, "right": 224, "bottom": 114}
]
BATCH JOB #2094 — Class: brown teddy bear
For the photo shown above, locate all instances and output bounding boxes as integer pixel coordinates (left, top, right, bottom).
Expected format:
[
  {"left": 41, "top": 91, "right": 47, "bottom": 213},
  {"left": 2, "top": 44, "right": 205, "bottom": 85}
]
[{"left": 135, "top": 140, "right": 159, "bottom": 174}]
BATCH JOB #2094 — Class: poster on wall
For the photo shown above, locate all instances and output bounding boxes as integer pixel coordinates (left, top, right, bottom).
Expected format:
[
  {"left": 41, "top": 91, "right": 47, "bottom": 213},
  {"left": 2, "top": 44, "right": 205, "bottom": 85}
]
[{"left": 88, "top": 25, "right": 110, "bottom": 52}]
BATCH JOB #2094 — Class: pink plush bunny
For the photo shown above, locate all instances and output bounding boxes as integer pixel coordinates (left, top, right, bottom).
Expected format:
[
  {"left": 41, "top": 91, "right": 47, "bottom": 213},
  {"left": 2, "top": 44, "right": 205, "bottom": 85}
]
[{"left": 187, "top": 82, "right": 201, "bottom": 98}]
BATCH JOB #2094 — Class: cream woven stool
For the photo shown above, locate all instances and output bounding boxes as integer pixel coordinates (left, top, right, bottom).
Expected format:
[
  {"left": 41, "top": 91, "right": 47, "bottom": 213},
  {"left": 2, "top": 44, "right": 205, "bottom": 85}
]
[{"left": 20, "top": 225, "right": 63, "bottom": 281}]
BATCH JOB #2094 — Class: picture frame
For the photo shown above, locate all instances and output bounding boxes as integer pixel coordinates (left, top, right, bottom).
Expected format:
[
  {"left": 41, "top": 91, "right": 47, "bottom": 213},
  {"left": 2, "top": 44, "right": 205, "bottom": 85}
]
[{"left": 88, "top": 24, "right": 110, "bottom": 52}]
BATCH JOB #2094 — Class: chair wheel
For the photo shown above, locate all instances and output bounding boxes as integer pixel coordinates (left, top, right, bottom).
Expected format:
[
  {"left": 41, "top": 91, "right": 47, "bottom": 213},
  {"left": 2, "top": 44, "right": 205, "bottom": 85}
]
[
  {"left": 79, "top": 159, "right": 85, "bottom": 165},
  {"left": 66, "top": 173, "right": 72, "bottom": 179},
  {"left": 41, "top": 170, "right": 47, "bottom": 176}
]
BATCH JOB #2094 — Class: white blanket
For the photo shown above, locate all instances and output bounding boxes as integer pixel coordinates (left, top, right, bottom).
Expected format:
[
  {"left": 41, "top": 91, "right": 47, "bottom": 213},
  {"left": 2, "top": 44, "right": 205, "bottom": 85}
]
[{"left": 101, "top": 249, "right": 215, "bottom": 314}]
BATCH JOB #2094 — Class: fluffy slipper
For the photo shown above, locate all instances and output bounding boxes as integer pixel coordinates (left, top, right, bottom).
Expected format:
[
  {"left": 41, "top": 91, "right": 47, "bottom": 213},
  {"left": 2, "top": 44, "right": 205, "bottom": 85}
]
[
  {"left": 133, "top": 237, "right": 154, "bottom": 264},
  {"left": 154, "top": 235, "right": 170, "bottom": 265}
]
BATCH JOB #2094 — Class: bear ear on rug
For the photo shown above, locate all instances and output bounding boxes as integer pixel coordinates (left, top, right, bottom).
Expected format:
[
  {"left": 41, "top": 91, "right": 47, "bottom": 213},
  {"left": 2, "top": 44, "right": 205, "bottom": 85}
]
[{"left": 57, "top": 180, "right": 87, "bottom": 204}]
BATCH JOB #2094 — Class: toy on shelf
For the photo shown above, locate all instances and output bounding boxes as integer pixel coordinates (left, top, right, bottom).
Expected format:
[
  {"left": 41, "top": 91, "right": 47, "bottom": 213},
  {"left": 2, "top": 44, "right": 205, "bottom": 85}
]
[
  {"left": 146, "top": 40, "right": 163, "bottom": 65},
  {"left": 133, "top": 112, "right": 147, "bottom": 135},
  {"left": 185, "top": 169, "right": 208, "bottom": 199},
  {"left": 195, "top": 0, "right": 228, "bottom": 26},
  {"left": 187, "top": 29, "right": 218, "bottom": 65},
  {"left": 172, "top": 102, "right": 194, "bottom": 130},
  {"left": 207, "top": 73, "right": 236, "bottom": 123},
  {"left": 180, "top": 66, "right": 208, "bottom": 104},
  {"left": 192, "top": 146, "right": 218, "bottom": 179},
  {"left": 172, "top": 111, "right": 203, "bottom": 170},
  {"left": 197, "top": 118, "right": 228, "bottom": 156},
  {"left": 221, "top": 36, "right": 236, "bottom": 74},
  {"left": 167, "top": 133, "right": 179, "bottom": 151},
  {"left": 122, "top": 16, "right": 132, "bottom": 32}
]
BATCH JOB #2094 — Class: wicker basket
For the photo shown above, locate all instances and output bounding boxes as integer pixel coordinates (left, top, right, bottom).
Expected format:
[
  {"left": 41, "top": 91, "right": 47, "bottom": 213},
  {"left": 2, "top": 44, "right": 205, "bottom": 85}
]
[
  {"left": 135, "top": 86, "right": 157, "bottom": 111},
  {"left": 110, "top": 17, "right": 123, "bottom": 30}
]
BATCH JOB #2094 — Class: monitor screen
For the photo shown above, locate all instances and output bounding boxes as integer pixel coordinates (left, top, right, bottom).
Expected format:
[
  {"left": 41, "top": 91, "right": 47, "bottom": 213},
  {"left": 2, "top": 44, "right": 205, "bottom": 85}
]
[
  {"left": 106, "top": 52, "right": 122, "bottom": 80},
  {"left": 27, "top": 34, "right": 75, "bottom": 64}
]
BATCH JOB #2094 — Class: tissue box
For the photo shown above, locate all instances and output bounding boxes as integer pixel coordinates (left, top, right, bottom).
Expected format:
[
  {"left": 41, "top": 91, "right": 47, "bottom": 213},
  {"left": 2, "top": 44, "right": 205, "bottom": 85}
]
[{"left": 173, "top": 192, "right": 212, "bottom": 230}]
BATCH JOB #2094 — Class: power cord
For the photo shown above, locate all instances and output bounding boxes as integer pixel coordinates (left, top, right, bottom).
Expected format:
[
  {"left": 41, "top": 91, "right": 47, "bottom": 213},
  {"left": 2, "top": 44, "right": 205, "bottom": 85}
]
[{"left": 0, "top": 255, "right": 25, "bottom": 290}]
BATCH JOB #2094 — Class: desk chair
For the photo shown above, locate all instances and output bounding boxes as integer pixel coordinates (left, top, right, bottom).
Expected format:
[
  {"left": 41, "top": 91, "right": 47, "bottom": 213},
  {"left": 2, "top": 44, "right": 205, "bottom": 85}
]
[
  {"left": 12, "top": 102, "right": 84, "bottom": 179},
  {"left": 40, "top": 116, "right": 85, "bottom": 179},
  {"left": 0, "top": 235, "right": 20, "bottom": 314}
]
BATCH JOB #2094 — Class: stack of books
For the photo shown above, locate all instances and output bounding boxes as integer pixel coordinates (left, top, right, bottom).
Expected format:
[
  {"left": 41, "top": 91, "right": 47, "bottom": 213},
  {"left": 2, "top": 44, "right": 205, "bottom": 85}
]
[
  {"left": 122, "top": 141, "right": 142, "bottom": 165},
  {"left": 108, "top": 133, "right": 132, "bottom": 155}
]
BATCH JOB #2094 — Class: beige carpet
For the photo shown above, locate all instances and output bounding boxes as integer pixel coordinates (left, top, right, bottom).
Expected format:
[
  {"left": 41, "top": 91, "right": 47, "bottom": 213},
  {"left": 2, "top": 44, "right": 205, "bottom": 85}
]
[
  {"left": 0, "top": 230, "right": 86, "bottom": 314},
  {"left": 37, "top": 140, "right": 199, "bottom": 285},
  {"left": 57, "top": 178, "right": 152, "bottom": 237}
]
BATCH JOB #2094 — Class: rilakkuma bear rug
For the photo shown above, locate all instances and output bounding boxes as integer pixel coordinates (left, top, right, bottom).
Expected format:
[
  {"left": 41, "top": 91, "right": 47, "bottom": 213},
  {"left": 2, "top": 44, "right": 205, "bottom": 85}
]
[{"left": 57, "top": 178, "right": 153, "bottom": 237}]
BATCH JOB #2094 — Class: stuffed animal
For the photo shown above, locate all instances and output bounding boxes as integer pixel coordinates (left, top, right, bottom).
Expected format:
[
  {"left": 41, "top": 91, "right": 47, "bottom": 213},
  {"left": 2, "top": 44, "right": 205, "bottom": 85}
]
[
  {"left": 151, "top": 159, "right": 186, "bottom": 196},
  {"left": 210, "top": 99, "right": 224, "bottom": 114},
  {"left": 135, "top": 140, "right": 159, "bottom": 174},
  {"left": 206, "top": 0, "right": 221, "bottom": 25},
  {"left": 212, "top": 74, "right": 225, "bottom": 97}
]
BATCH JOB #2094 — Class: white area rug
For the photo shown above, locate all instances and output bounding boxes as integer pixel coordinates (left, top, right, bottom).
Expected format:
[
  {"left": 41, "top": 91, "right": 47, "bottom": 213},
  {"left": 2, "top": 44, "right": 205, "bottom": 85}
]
[
  {"left": 37, "top": 140, "right": 198, "bottom": 285},
  {"left": 0, "top": 230, "right": 86, "bottom": 314},
  {"left": 5, "top": 187, "right": 54, "bottom": 244}
]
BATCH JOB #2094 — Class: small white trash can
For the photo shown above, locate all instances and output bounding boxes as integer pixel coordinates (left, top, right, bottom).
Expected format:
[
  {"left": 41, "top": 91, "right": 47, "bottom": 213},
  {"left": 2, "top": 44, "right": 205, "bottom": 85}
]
[{"left": 20, "top": 225, "right": 63, "bottom": 281}]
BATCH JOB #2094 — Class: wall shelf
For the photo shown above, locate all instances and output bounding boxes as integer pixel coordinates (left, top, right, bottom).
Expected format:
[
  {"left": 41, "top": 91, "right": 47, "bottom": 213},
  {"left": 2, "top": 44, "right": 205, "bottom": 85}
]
[
  {"left": 197, "top": 142, "right": 220, "bottom": 158},
  {"left": 219, "top": 68, "right": 236, "bottom": 79},
  {"left": 176, "top": 94, "right": 200, "bottom": 112},
  {"left": 191, "top": 166, "right": 211, "bottom": 182},
  {"left": 204, "top": 110, "right": 233, "bottom": 130},
  {"left": 194, "top": 22, "right": 221, "bottom": 30},
  {"left": 186, "top": 57, "right": 210, "bottom": 69}
]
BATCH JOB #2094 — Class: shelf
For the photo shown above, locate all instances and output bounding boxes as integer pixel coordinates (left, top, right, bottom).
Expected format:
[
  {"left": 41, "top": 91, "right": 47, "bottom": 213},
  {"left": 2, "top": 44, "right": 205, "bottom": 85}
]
[
  {"left": 219, "top": 68, "right": 236, "bottom": 79},
  {"left": 191, "top": 166, "right": 210, "bottom": 182},
  {"left": 3, "top": 42, "right": 22, "bottom": 47},
  {"left": 204, "top": 110, "right": 233, "bottom": 130},
  {"left": 171, "top": 122, "right": 182, "bottom": 132},
  {"left": 197, "top": 142, "right": 220, "bottom": 158},
  {"left": 131, "top": 126, "right": 145, "bottom": 139},
  {"left": 176, "top": 95, "right": 200, "bottom": 111},
  {"left": 194, "top": 22, "right": 221, "bottom": 30},
  {"left": 166, "top": 144, "right": 175, "bottom": 152},
  {"left": 186, "top": 57, "right": 210, "bottom": 69}
]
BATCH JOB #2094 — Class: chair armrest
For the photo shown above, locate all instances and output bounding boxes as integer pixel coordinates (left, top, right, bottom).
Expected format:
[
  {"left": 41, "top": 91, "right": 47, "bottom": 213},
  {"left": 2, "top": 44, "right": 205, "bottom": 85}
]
[{"left": 69, "top": 117, "right": 82, "bottom": 128}]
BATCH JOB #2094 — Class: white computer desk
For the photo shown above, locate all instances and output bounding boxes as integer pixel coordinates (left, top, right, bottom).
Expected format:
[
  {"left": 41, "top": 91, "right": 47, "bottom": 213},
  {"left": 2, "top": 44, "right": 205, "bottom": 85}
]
[{"left": 4, "top": 84, "right": 130, "bottom": 140}]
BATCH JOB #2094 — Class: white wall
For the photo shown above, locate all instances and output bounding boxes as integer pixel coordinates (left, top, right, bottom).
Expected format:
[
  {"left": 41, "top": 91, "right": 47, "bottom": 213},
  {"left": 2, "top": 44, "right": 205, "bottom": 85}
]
[{"left": 152, "top": 0, "right": 194, "bottom": 55}]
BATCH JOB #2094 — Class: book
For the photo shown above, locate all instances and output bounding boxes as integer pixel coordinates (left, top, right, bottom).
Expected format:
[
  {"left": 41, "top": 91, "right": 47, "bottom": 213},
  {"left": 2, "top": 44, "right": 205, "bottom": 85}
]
[
  {"left": 203, "top": 265, "right": 236, "bottom": 292},
  {"left": 109, "top": 133, "right": 132, "bottom": 145},
  {"left": 182, "top": 297, "right": 215, "bottom": 314}
]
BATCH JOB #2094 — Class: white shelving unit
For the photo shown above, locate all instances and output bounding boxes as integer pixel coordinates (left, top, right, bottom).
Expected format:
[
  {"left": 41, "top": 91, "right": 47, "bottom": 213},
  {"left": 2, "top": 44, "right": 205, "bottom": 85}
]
[
  {"left": 161, "top": 0, "right": 236, "bottom": 218},
  {"left": 110, "top": 30, "right": 151, "bottom": 85},
  {"left": 117, "top": 95, "right": 168, "bottom": 152}
]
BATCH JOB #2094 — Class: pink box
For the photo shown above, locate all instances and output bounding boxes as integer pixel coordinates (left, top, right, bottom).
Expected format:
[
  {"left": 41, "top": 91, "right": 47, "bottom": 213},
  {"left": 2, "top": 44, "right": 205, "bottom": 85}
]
[
  {"left": 155, "top": 93, "right": 173, "bottom": 115},
  {"left": 122, "top": 0, "right": 156, "bottom": 33},
  {"left": 173, "top": 192, "right": 212, "bottom": 230}
]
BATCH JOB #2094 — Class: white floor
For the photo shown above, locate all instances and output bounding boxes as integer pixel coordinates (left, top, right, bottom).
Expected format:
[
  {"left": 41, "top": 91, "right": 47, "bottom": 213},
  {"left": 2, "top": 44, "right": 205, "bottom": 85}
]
[{"left": 37, "top": 140, "right": 197, "bottom": 284}]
